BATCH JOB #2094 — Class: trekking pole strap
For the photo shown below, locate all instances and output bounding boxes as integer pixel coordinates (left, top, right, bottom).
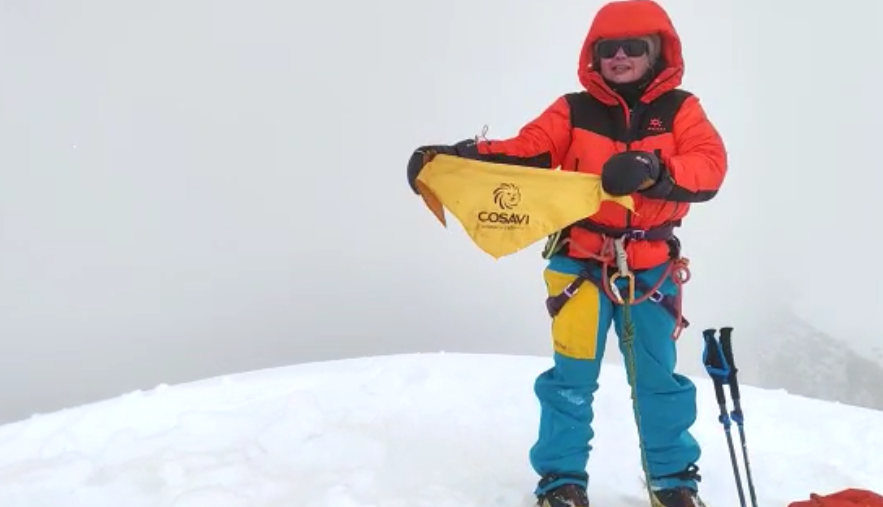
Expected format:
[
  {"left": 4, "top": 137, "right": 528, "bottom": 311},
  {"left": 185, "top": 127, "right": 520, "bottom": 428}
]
[
  {"left": 719, "top": 327, "right": 745, "bottom": 424},
  {"left": 720, "top": 327, "right": 741, "bottom": 397}
]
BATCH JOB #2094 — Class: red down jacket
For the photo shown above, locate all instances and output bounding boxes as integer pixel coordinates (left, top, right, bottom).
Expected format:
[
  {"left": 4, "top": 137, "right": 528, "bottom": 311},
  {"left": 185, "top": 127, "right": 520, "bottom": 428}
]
[{"left": 471, "top": 0, "right": 728, "bottom": 270}]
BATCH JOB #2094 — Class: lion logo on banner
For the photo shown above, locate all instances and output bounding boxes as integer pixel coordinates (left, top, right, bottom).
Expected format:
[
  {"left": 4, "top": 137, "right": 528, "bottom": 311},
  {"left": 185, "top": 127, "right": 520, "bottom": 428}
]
[{"left": 493, "top": 183, "right": 521, "bottom": 210}]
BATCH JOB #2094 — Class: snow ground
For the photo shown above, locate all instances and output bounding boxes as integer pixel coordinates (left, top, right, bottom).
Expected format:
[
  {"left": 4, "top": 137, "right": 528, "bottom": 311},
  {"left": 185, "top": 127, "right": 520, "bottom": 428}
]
[{"left": 0, "top": 353, "right": 879, "bottom": 507}]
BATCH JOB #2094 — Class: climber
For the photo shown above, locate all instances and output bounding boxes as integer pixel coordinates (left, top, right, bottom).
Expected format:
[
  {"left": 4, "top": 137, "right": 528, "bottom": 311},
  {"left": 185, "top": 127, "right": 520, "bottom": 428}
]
[{"left": 405, "top": 1, "right": 728, "bottom": 507}]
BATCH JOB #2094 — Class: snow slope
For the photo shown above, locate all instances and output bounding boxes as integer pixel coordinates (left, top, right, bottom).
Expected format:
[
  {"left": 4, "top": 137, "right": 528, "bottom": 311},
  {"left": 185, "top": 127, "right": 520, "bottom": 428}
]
[{"left": 0, "top": 353, "right": 879, "bottom": 507}]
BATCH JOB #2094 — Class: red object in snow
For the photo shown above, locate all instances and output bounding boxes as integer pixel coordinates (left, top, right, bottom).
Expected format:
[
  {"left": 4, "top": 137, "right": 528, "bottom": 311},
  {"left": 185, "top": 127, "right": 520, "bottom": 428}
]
[{"left": 789, "top": 489, "right": 883, "bottom": 507}]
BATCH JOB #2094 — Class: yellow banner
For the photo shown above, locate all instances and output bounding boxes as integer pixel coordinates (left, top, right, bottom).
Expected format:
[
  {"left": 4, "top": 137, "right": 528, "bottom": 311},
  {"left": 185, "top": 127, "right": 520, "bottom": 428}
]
[{"left": 415, "top": 154, "right": 634, "bottom": 258}]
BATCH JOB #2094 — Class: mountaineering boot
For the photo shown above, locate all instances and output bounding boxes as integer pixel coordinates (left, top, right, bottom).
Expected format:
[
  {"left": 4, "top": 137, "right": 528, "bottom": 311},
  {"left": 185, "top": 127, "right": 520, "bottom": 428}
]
[
  {"left": 651, "top": 487, "right": 708, "bottom": 507},
  {"left": 537, "top": 484, "right": 590, "bottom": 507}
]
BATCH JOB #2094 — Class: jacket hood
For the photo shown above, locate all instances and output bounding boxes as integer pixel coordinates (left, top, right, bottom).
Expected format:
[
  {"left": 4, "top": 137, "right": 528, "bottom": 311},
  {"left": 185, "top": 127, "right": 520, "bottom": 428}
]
[{"left": 578, "top": 0, "right": 684, "bottom": 104}]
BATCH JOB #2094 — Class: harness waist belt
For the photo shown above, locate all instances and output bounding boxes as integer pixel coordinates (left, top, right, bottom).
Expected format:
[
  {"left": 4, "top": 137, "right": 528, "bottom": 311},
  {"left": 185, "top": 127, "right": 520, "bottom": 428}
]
[{"left": 572, "top": 219, "right": 680, "bottom": 241}]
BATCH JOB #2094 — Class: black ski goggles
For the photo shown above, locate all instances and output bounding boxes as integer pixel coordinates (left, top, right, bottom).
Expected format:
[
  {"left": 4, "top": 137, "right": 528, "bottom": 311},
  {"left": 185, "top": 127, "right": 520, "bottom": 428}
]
[{"left": 595, "top": 38, "right": 650, "bottom": 59}]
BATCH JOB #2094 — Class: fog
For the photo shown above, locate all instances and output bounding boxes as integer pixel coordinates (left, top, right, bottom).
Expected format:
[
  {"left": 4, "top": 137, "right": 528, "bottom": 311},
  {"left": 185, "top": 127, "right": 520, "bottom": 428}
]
[{"left": 0, "top": 0, "right": 880, "bottom": 424}]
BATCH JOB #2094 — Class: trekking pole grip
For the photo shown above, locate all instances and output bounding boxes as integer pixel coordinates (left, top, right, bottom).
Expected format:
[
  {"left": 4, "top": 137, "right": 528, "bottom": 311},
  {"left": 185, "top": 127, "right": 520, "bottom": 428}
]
[
  {"left": 702, "top": 328, "right": 728, "bottom": 407},
  {"left": 719, "top": 327, "right": 741, "bottom": 402}
]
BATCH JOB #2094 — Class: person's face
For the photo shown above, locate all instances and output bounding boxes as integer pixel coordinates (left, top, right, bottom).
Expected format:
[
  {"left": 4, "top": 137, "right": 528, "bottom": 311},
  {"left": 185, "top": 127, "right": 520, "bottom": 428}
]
[{"left": 596, "top": 37, "right": 654, "bottom": 84}]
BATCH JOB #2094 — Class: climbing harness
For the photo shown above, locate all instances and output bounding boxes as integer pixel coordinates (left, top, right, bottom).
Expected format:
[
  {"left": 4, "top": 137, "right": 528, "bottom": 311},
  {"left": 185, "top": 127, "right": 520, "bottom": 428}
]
[{"left": 542, "top": 220, "right": 692, "bottom": 340}]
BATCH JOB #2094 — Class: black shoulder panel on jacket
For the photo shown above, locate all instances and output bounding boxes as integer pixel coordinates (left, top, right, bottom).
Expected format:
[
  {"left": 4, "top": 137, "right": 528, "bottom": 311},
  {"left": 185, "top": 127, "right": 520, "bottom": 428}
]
[{"left": 564, "top": 92, "right": 625, "bottom": 142}]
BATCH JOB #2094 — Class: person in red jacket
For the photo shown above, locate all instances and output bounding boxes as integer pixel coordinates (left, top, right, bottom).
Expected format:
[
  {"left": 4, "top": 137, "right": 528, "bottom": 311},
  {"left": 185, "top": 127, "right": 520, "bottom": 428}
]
[{"left": 407, "top": 1, "right": 726, "bottom": 507}]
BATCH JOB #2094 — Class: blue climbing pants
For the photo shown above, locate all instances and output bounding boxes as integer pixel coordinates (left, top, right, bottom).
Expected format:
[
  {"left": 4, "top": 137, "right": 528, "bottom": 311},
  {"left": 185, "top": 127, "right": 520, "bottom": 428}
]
[{"left": 531, "top": 255, "right": 701, "bottom": 494}]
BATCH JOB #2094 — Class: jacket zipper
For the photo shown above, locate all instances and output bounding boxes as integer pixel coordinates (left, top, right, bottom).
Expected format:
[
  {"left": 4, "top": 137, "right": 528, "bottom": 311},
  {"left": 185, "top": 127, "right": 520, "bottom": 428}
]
[
  {"left": 601, "top": 74, "right": 673, "bottom": 232},
  {"left": 622, "top": 101, "right": 642, "bottom": 230}
]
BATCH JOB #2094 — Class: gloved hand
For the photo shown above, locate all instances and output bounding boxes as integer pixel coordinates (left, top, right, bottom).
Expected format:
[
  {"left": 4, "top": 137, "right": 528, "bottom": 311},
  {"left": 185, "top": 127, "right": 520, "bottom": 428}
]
[
  {"left": 600, "top": 150, "right": 662, "bottom": 196},
  {"left": 407, "top": 139, "right": 480, "bottom": 194}
]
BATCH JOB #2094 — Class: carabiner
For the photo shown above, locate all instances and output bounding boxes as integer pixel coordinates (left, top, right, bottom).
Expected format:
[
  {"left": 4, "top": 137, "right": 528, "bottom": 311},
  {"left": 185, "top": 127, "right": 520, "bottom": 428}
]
[
  {"left": 610, "top": 237, "right": 636, "bottom": 303},
  {"left": 608, "top": 271, "right": 636, "bottom": 304}
]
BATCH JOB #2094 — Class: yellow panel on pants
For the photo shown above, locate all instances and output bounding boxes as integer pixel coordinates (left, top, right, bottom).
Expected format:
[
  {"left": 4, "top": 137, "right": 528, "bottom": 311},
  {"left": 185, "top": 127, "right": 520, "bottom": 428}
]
[{"left": 543, "top": 268, "right": 601, "bottom": 360}]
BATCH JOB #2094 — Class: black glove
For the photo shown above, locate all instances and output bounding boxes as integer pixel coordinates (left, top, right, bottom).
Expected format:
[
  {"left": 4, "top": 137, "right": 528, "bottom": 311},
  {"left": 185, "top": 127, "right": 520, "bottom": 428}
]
[
  {"left": 600, "top": 150, "right": 662, "bottom": 196},
  {"left": 406, "top": 139, "right": 480, "bottom": 194}
]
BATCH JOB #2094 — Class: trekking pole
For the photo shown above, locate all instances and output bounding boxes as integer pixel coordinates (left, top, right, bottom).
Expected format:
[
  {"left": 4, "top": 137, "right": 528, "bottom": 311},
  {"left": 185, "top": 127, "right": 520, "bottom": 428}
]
[
  {"left": 701, "top": 328, "right": 747, "bottom": 507},
  {"left": 718, "top": 327, "right": 759, "bottom": 507}
]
